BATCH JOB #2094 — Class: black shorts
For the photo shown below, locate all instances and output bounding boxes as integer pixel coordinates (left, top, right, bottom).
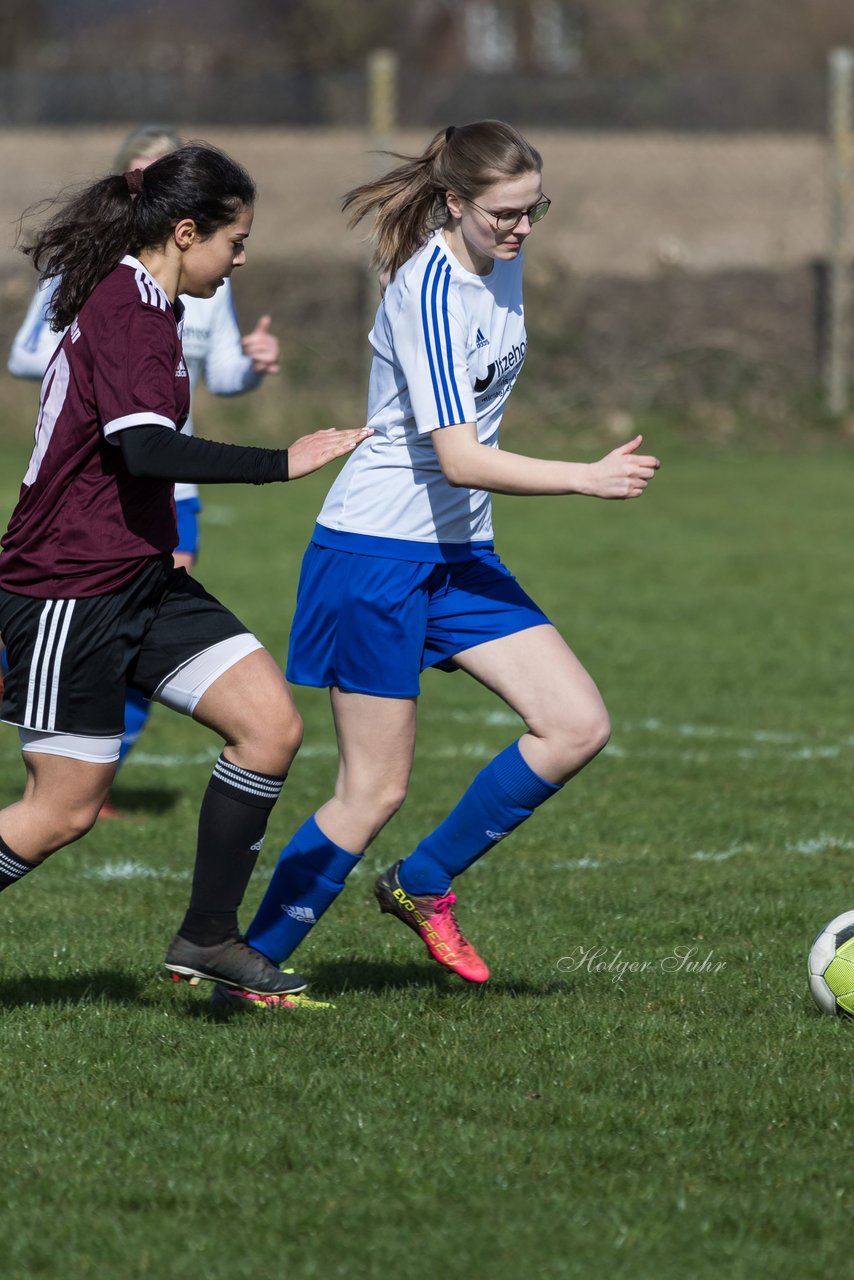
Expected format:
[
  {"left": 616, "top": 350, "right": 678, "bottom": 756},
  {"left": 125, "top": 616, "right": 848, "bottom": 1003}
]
[{"left": 0, "top": 558, "right": 252, "bottom": 737}]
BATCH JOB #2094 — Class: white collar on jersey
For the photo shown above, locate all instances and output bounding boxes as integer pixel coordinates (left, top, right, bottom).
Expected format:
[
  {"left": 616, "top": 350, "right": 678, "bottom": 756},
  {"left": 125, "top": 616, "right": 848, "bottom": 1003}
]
[{"left": 119, "top": 254, "right": 183, "bottom": 321}]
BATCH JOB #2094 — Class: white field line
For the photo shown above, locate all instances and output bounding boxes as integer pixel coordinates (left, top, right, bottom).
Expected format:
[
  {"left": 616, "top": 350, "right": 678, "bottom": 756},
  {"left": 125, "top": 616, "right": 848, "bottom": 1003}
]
[
  {"left": 434, "top": 742, "right": 499, "bottom": 759},
  {"left": 3, "top": 715, "right": 849, "bottom": 771},
  {"left": 691, "top": 834, "right": 854, "bottom": 861},
  {"left": 111, "top": 743, "right": 338, "bottom": 768},
  {"left": 84, "top": 836, "right": 851, "bottom": 885},
  {"left": 86, "top": 860, "right": 190, "bottom": 882},
  {"left": 195, "top": 504, "right": 236, "bottom": 526},
  {"left": 437, "top": 712, "right": 854, "bottom": 763},
  {"left": 119, "top": 739, "right": 849, "bottom": 768},
  {"left": 785, "top": 834, "right": 854, "bottom": 855},
  {"left": 129, "top": 749, "right": 220, "bottom": 767},
  {"left": 627, "top": 718, "right": 806, "bottom": 743},
  {"left": 448, "top": 712, "right": 813, "bottom": 743},
  {"left": 692, "top": 848, "right": 742, "bottom": 862}
]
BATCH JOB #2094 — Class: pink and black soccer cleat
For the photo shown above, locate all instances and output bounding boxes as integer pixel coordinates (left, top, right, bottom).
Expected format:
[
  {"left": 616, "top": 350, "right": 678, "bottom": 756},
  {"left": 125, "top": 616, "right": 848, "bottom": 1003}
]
[{"left": 374, "top": 861, "right": 490, "bottom": 983}]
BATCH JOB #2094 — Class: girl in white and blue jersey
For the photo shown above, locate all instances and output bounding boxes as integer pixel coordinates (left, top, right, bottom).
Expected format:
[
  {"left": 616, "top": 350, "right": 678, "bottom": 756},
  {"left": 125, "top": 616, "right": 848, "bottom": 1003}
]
[{"left": 229, "top": 120, "right": 660, "bottom": 1004}]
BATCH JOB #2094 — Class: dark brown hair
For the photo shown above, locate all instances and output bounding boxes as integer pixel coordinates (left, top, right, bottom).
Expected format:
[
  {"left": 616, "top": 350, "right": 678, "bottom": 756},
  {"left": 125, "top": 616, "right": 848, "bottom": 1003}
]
[{"left": 23, "top": 143, "right": 255, "bottom": 329}]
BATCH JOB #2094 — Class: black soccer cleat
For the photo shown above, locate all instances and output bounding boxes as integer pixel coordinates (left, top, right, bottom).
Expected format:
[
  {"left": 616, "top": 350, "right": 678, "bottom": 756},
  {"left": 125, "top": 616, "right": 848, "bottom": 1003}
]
[{"left": 164, "top": 933, "right": 308, "bottom": 997}]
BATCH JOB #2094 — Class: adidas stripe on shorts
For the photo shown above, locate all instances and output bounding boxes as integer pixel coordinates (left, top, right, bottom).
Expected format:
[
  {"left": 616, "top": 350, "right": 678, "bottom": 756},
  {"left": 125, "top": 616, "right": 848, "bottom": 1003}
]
[{"left": 0, "top": 557, "right": 252, "bottom": 738}]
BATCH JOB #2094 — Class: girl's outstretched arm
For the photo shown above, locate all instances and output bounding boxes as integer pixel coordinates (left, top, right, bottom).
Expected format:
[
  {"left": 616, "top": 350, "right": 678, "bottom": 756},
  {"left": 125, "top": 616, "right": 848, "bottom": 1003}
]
[
  {"left": 431, "top": 425, "right": 660, "bottom": 499},
  {"left": 119, "top": 423, "right": 372, "bottom": 484}
]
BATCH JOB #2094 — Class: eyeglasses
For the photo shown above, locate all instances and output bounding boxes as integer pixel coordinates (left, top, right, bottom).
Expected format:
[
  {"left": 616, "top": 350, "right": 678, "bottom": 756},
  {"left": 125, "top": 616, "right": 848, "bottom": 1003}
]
[{"left": 466, "top": 195, "right": 551, "bottom": 233}]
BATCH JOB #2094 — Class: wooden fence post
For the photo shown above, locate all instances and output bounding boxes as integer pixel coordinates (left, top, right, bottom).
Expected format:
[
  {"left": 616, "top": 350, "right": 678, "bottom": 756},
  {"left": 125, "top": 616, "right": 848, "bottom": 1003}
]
[
  {"left": 361, "top": 50, "right": 399, "bottom": 382},
  {"left": 825, "top": 48, "right": 854, "bottom": 415}
]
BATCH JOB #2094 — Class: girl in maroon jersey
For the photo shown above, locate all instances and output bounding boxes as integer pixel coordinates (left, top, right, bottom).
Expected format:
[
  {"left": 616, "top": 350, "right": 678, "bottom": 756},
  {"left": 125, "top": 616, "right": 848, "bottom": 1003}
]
[
  {"left": 0, "top": 143, "right": 370, "bottom": 1000},
  {"left": 6, "top": 124, "right": 284, "bottom": 820}
]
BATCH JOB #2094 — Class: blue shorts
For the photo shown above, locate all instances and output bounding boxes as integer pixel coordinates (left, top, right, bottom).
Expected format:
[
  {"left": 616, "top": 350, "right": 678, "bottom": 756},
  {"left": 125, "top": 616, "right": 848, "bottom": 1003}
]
[
  {"left": 175, "top": 497, "right": 202, "bottom": 556},
  {"left": 286, "top": 542, "right": 549, "bottom": 698}
]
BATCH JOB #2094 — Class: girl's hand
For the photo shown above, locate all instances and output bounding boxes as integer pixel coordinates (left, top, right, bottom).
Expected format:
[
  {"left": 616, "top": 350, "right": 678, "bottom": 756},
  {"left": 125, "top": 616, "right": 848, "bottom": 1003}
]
[
  {"left": 585, "top": 435, "right": 660, "bottom": 499},
  {"left": 241, "top": 315, "right": 280, "bottom": 375},
  {"left": 287, "top": 427, "right": 373, "bottom": 479}
]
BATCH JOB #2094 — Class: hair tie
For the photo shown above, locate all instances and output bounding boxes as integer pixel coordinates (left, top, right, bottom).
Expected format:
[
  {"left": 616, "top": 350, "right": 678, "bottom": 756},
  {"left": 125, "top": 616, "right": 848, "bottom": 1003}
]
[
  {"left": 445, "top": 125, "right": 456, "bottom": 143},
  {"left": 125, "top": 168, "right": 144, "bottom": 196}
]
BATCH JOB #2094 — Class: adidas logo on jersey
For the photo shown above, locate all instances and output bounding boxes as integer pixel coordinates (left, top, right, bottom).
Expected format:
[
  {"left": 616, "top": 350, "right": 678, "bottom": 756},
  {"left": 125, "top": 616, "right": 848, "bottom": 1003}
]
[
  {"left": 175, "top": 358, "right": 188, "bottom": 378},
  {"left": 250, "top": 836, "right": 266, "bottom": 853},
  {"left": 70, "top": 320, "right": 81, "bottom": 344},
  {"left": 283, "top": 904, "right": 317, "bottom": 923},
  {"left": 486, "top": 829, "right": 509, "bottom": 841},
  {"left": 475, "top": 328, "right": 489, "bottom": 349}
]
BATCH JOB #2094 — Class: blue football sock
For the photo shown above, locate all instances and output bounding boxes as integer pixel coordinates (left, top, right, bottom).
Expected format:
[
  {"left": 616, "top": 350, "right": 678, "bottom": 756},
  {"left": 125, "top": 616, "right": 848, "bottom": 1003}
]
[
  {"left": 398, "top": 740, "right": 562, "bottom": 896},
  {"left": 118, "top": 687, "right": 151, "bottom": 766},
  {"left": 247, "top": 815, "right": 362, "bottom": 964}
]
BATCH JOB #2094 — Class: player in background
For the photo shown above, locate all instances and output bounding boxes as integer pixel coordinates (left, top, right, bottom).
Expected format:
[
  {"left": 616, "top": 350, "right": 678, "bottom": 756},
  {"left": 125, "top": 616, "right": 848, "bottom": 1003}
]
[
  {"left": 7, "top": 126, "right": 281, "bottom": 815},
  {"left": 0, "top": 143, "right": 370, "bottom": 997},
  {"left": 214, "top": 120, "right": 659, "bottom": 1010}
]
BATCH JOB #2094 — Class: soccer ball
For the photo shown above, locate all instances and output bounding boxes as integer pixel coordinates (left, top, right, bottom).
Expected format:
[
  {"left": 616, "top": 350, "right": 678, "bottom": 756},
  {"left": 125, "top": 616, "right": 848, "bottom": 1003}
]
[{"left": 808, "top": 910, "right": 854, "bottom": 1016}]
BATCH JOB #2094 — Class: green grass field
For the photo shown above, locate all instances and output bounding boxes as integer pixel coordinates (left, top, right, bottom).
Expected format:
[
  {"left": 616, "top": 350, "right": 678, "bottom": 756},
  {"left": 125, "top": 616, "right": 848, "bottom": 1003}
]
[{"left": 1, "top": 421, "right": 853, "bottom": 1280}]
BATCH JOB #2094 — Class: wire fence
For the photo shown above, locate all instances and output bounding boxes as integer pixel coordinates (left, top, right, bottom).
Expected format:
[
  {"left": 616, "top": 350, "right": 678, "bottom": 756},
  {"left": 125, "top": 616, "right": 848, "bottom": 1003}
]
[{"left": 0, "top": 66, "right": 833, "bottom": 131}]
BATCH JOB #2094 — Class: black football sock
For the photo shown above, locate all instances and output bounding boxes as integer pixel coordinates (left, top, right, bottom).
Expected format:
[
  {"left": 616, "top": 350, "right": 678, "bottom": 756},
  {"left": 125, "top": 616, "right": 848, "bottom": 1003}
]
[
  {"left": 0, "top": 835, "right": 38, "bottom": 890},
  {"left": 178, "top": 754, "right": 285, "bottom": 947}
]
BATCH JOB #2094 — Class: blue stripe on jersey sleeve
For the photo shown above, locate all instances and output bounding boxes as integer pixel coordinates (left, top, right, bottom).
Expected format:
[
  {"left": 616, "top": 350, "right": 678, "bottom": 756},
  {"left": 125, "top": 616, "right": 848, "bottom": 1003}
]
[
  {"left": 420, "top": 247, "right": 445, "bottom": 423},
  {"left": 430, "top": 264, "right": 455, "bottom": 424},
  {"left": 439, "top": 266, "right": 465, "bottom": 422},
  {"left": 420, "top": 248, "right": 467, "bottom": 427}
]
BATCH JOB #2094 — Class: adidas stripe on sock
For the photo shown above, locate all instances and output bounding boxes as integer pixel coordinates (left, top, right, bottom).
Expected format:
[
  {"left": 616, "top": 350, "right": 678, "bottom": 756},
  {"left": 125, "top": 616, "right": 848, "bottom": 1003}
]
[{"left": 0, "top": 836, "right": 37, "bottom": 890}]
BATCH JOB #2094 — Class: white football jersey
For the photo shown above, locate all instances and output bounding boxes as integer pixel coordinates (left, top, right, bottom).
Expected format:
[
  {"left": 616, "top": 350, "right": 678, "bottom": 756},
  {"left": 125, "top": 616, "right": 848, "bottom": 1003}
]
[{"left": 315, "top": 229, "right": 527, "bottom": 559}]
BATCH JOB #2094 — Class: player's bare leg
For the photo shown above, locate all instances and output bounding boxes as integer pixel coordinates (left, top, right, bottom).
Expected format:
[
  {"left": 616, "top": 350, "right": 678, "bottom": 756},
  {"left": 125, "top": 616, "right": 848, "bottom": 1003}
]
[
  {"left": 0, "top": 752, "right": 116, "bottom": 861},
  {"left": 315, "top": 689, "right": 417, "bottom": 853},
  {"left": 0, "top": 752, "right": 115, "bottom": 897},
  {"left": 226, "top": 691, "right": 417, "bottom": 1004},
  {"left": 452, "top": 622, "right": 610, "bottom": 783},
  {"left": 192, "top": 646, "right": 303, "bottom": 777},
  {"left": 376, "top": 624, "right": 610, "bottom": 982}
]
